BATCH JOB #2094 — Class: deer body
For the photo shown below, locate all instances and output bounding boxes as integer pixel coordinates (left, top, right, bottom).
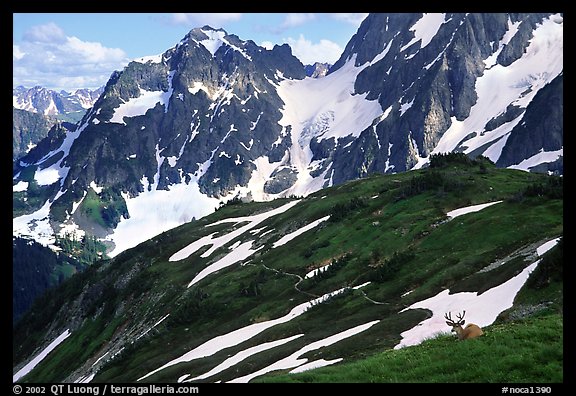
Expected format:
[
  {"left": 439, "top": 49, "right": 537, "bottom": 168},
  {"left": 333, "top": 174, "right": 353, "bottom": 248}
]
[
  {"left": 452, "top": 323, "right": 484, "bottom": 340},
  {"left": 445, "top": 311, "right": 484, "bottom": 340}
]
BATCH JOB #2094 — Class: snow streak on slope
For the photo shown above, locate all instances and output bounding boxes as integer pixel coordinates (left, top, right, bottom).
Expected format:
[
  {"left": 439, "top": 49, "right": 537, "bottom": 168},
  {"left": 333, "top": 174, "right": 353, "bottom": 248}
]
[
  {"left": 427, "top": 14, "right": 563, "bottom": 164},
  {"left": 137, "top": 287, "right": 348, "bottom": 381},
  {"left": 169, "top": 200, "right": 299, "bottom": 262},
  {"left": 187, "top": 241, "right": 260, "bottom": 288},
  {"left": 508, "top": 149, "right": 563, "bottom": 173},
  {"left": 228, "top": 320, "right": 379, "bottom": 383},
  {"left": 13, "top": 329, "right": 71, "bottom": 383},
  {"left": 182, "top": 334, "right": 304, "bottom": 382},
  {"left": 272, "top": 215, "right": 330, "bottom": 248},
  {"left": 446, "top": 201, "right": 503, "bottom": 220},
  {"left": 484, "top": 17, "right": 522, "bottom": 69}
]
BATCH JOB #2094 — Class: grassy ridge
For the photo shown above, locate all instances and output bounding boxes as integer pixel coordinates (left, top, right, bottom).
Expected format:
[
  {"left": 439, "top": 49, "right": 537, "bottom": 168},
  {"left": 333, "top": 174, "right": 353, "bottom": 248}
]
[{"left": 255, "top": 313, "right": 563, "bottom": 383}]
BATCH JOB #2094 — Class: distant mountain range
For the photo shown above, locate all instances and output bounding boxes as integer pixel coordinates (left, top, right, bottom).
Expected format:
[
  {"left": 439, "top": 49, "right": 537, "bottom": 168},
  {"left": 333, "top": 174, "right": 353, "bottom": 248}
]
[
  {"left": 13, "top": 85, "right": 104, "bottom": 122},
  {"left": 304, "top": 62, "right": 331, "bottom": 78},
  {"left": 12, "top": 86, "right": 103, "bottom": 161},
  {"left": 13, "top": 13, "right": 563, "bottom": 261}
]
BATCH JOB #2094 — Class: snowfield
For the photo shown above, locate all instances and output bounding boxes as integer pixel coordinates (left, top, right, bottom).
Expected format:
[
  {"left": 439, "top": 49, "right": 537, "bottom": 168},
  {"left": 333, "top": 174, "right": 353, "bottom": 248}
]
[
  {"left": 394, "top": 238, "right": 560, "bottom": 349},
  {"left": 106, "top": 181, "right": 221, "bottom": 258},
  {"left": 109, "top": 88, "right": 171, "bottom": 125},
  {"left": 269, "top": 54, "right": 384, "bottom": 198},
  {"left": 427, "top": 14, "right": 563, "bottom": 166}
]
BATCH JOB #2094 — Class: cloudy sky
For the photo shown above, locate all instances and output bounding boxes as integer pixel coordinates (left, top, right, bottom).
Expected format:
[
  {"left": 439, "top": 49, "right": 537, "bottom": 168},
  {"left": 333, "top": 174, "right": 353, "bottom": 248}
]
[{"left": 13, "top": 13, "right": 368, "bottom": 92}]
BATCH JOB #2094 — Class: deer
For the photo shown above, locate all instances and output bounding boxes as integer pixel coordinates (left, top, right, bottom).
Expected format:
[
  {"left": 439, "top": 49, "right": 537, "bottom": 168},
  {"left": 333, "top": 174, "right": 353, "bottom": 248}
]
[{"left": 444, "top": 310, "right": 484, "bottom": 340}]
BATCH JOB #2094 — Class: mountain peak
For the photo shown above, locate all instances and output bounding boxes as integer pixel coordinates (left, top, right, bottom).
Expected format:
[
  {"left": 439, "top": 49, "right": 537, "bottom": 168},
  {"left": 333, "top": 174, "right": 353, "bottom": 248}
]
[
  {"left": 13, "top": 12, "right": 562, "bottom": 261},
  {"left": 188, "top": 26, "right": 228, "bottom": 40},
  {"left": 304, "top": 62, "right": 331, "bottom": 78},
  {"left": 200, "top": 25, "right": 226, "bottom": 33}
]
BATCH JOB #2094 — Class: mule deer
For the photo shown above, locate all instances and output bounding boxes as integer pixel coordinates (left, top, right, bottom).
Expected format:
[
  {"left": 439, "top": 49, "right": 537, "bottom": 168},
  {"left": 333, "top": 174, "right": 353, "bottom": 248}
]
[{"left": 444, "top": 311, "right": 484, "bottom": 340}]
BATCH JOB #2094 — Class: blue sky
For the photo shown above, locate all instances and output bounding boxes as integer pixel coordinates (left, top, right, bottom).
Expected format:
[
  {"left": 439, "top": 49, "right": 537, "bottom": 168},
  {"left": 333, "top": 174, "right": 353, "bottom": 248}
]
[{"left": 13, "top": 13, "right": 368, "bottom": 92}]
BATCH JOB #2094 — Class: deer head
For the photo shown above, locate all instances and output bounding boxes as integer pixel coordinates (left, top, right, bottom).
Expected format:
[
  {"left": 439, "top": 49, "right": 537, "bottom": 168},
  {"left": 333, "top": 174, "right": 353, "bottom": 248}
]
[{"left": 445, "top": 310, "right": 484, "bottom": 340}]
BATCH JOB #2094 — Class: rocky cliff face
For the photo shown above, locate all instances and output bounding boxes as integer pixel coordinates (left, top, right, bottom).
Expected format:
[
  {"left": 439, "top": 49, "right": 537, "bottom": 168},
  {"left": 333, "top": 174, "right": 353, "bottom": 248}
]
[
  {"left": 13, "top": 15, "right": 563, "bottom": 257},
  {"left": 327, "top": 13, "right": 563, "bottom": 182},
  {"left": 13, "top": 108, "right": 59, "bottom": 161}
]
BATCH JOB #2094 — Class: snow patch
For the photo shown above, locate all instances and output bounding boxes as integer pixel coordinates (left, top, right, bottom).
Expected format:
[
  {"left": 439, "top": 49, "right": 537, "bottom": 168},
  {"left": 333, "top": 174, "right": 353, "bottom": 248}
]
[
  {"left": 399, "top": 98, "right": 414, "bottom": 117},
  {"left": 289, "top": 358, "right": 343, "bottom": 374},
  {"left": 71, "top": 190, "right": 88, "bottom": 215},
  {"left": 188, "top": 82, "right": 211, "bottom": 96},
  {"left": 273, "top": 216, "right": 330, "bottom": 249},
  {"left": 109, "top": 88, "right": 171, "bottom": 125},
  {"left": 401, "top": 13, "right": 447, "bottom": 52},
  {"left": 353, "top": 282, "right": 371, "bottom": 290},
  {"left": 89, "top": 181, "right": 103, "bottom": 194},
  {"left": 34, "top": 167, "right": 62, "bottom": 186},
  {"left": 13, "top": 329, "right": 71, "bottom": 383},
  {"left": 187, "top": 241, "right": 261, "bottom": 287},
  {"left": 170, "top": 200, "right": 299, "bottom": 262},
  {"left": 508, "top": 149, "right": 563, "bottom": 172},
  {"left": 446, "top": 201, "right": 503, "bottom": 220},
  {"left": 13, "top": 181, "right": 29, "bottom": 192},
  {"left": 183, "top": 334, "right": 304, "bottom": 382},
  {"left": 485, "top": 18, "right": 522, "bottom": 69},
  {"left": 105, "top": 181, "right": 221, "bottom": 258},
  {"left": 198, "top": 28, "right": 252, "bottom": 61},
  {"left": 199, "top": 29, "right": 226, "bottom": 56}
]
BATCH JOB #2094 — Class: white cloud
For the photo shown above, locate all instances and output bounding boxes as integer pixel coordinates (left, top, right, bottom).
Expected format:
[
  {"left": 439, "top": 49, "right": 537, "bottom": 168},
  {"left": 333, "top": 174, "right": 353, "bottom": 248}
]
[
  {"left": 13, "top": 45, "right": 25, "bottom": 60},
  {"left": 281, "top": 13, "right": 316, "bottom": 28},
  {"left": 284, "top": 34, "right": 343, "bottom": 65},
  {"left": 267, "top": 13, "right": 318, "bottom": 34},
  {"left": 330, "top": 13, "right": 369, "bottom": 26},
  {"left": 22, "top": 22, "right": 66, "bottom": 43},
  {"left": 260, "top": 41, "right": 275, "bottom": 50},
  {"left": 13, "top": 23, "right": 129, "bottom": 91},
  {"left": 171, "top": 13, "right": 242, "bottom": 27}
]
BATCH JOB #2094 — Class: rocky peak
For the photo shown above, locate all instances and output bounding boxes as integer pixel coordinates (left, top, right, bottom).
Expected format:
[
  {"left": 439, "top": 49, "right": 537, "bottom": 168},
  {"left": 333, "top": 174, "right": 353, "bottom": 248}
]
[{"left": 305, "top": 62, "right": 331, "bottom": 78}]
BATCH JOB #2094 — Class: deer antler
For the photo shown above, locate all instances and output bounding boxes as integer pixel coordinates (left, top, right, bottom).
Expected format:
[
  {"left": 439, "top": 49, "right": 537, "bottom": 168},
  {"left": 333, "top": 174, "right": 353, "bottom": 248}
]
[
  {"left": 456, "top": 310, "right": 466, "bottom": 322},
  {"left": 444, "top": 312, "right": 456, "bottom": 325}
]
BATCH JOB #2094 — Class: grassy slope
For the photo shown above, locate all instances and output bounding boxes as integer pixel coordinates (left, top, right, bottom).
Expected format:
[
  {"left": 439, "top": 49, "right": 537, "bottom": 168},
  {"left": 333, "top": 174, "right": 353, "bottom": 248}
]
[
  {"left": 13, "top": 161, "right": 563, "bottom": 383},
  {"left": 255, "top": 313, "right": 563, "bottom": 383}
]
